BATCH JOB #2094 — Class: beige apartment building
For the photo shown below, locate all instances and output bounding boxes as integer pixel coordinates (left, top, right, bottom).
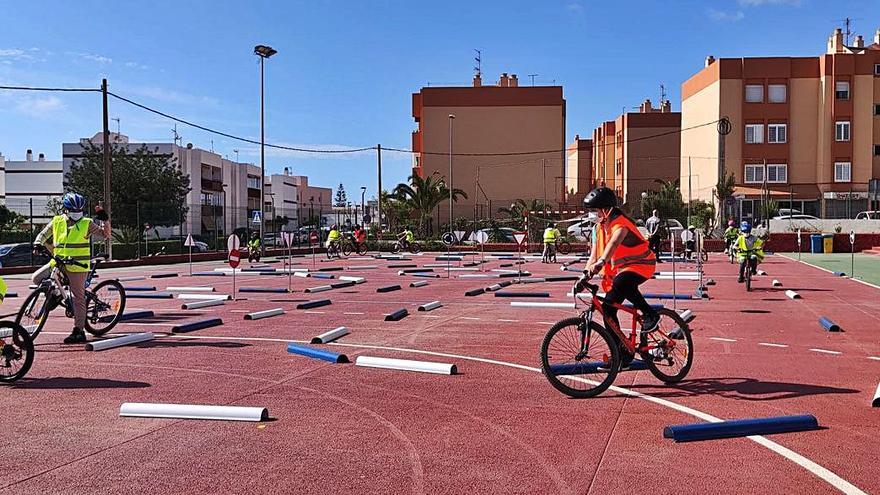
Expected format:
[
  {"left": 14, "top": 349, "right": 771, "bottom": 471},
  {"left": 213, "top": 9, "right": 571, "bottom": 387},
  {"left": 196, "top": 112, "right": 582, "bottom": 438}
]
[
  {"left": 590, "top": 99, "right": 681, "bottom": 212},
  {"left": 565, "top": 135, "right": 593, "bottom": 204},
  {"left": 681, "top": 28, "right": 880, "bottom": 221},
  {"left": 411, "top": 73, "right": 565, "bottom": 223}
]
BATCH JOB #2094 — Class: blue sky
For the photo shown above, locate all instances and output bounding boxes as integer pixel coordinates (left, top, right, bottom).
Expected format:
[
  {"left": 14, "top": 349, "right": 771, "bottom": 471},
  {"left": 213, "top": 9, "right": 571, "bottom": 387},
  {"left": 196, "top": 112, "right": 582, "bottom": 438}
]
[{"left": 0, "top": 0, "right": 876, "bottom": 200}]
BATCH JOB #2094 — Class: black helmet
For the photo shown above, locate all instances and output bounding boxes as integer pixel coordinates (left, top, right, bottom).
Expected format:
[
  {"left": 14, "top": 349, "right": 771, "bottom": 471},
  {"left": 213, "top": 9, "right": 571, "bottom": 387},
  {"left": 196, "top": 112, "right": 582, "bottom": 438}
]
[
  {"left": 583, "top": 187, "right": 617, "bottom": 209},
  {"left": 548, "top": 222, "right": 555, "bottom": 228}
]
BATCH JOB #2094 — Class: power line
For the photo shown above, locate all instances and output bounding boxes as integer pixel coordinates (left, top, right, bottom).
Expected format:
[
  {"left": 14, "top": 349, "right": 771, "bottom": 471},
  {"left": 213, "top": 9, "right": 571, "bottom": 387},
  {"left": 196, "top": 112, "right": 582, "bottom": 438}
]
[{"left": 0, "top": 85, "right": 100, "bottom": 92}]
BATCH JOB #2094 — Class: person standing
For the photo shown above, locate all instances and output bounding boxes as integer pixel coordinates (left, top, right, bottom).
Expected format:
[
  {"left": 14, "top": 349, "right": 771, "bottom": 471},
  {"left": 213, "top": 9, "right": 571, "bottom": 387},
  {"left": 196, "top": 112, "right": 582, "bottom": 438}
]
[
  {"left": 32, "top": 192, "right": 111, "bottom": 344},
  {"left": 542, "top": 222, "right": 560, "bottom": 263},
  {"left": 645, "top": 209, "right": 663, "bottom": 262}
]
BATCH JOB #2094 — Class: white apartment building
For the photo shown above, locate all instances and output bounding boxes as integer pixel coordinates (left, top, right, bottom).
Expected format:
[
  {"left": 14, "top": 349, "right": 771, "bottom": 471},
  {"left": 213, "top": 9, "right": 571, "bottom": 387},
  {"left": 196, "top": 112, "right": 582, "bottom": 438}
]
[{"left": 0, "top": 149, "right": 64, "bottom": 223}]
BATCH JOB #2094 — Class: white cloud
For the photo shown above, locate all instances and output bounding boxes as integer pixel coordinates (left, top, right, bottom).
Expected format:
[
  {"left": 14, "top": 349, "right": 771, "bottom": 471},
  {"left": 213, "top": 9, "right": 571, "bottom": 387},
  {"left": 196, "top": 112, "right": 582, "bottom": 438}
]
[
  {"left": 566, "top": 2, "right": 583, "bottom": 12},
  {"left": 79, "top": 52, "right": 112, "bottom": 64},
  {"left": 0, "top": 49, "right": 32, "bottom": 60},
  {"left": 14, "top": 95, "right": 66, "bottom": 118},
  {"left": 125, "top": 61, "right": 149, "bottom": 70},
  {"left": 738, "top": 0, "right": 802, "bottom": 6},
  {"left": 707, "top": 9, "right": 745, "bottom": 21}
]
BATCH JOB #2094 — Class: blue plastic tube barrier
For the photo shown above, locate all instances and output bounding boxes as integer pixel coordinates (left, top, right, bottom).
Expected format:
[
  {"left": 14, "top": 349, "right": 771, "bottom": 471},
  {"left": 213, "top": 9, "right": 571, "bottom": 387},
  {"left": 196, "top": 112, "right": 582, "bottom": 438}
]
[
  {"left": 663, "top": 414, "right": 819, "bottom": 442},
  {"left": 311, "top": 273, "right": 335, "bottom": 279},
  {"left": 127, "top": 292, "right": 173, "bottom": 299},
  {"left": 384, "top": 308, "right": 409, "bottom": 321},
  {"left": 833, "top": 271, "right": 846, "bottom": 277},
  {"left": 494, "top": 291, "right": 550, "bottom": 298},
  {"left": 818, "top": 317, "right": 841, "bottom": 332},
  {"left": 99, "top": 310, "right": 155, "bottom": 323},
  {"left": 194, "top": 272, "right": 226, "bottom": 277},
  {"left": 548, "top": 360, "right": 648, "bottom": 375},
  {"left": 643, "top": 293, "right": 695, "bottom": 300},
  {"left": 286, "top": 343, "right": 349, "bottom": 363},
  {"left": 464, "top": 288, "right": 485, "bottom": 296},
  {"left": 109, "top": 286, "right": 156, "bottom": 291},
  {"left": 376, "top": 285, "right": 402, "bottom": 293}
]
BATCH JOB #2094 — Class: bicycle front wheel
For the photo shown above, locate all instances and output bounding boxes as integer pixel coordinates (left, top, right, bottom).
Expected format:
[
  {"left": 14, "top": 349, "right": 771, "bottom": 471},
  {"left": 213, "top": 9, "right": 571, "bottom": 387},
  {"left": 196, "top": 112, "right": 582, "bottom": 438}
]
[
  {"left": 342, "top": 243, "right": 353, "bottom": 256},
  {"left": 0, "top": 321, "right": 34, "bottom": 383},
  {"left": 15, "top": 287, "right": 51, "bottom": 339},
  {"left": 541, "top": 317, "right": 620, "bottom": 398},
  {"left": 85, "top": 280, "right": 126, "bottom": 336},
  {"left": 409, "top": 242, "right": 421, "bottom": 254},
  {"left": 557, "top": 241, "right": 571, "bottom": 255},
  {"left": 357, "top": 243, "right": 368, "bottom": 256},
  {"left": 639, "top": 308, "right": 693, "bottom": 383}
]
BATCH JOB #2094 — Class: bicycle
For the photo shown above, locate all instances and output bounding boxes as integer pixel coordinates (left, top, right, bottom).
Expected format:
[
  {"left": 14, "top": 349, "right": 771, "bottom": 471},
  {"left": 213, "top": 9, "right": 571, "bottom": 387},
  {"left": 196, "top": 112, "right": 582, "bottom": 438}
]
[
  {"left": 740, "top": 249, "right": 759, "bottom": 292},
  {"left": 341, "top": 234, "right": 368, "bottom": 256},
  {"left": 540, "top": 275, "right": 693, "bottom": 398},
  {"left": 16, "top": 248, "right": 126, "bottom": 339},
  {"left": 326, "top": 241, "right": 342, "bottom": 259},
  {"left": 1, "top": 321, "right": 33, "bottom": 383},
  {"left": 391, "top": 239, "right": 421, "bottom": 254},
  {"left": 726, "top": 241, "right": 737, "bottom": 264},
  {"left": 556, "top": 240, "right": 572, "bottom": 255},
  {"left": 542, "top": 243, "right": 557, "bottom": 263}
]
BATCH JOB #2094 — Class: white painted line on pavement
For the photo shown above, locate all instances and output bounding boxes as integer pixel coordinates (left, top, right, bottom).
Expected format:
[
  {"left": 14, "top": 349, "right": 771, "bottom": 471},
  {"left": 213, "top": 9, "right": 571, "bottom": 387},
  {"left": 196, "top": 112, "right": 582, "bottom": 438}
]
[
  {"left": 868, "top": 356, "right": 880, "bottom": 361},
  {"left": 758, "top": 342, "right": 789, "bottom": 348},
  {"left": 497, "top": 319, "right": 519, "bottom": 323},
  {"left": 343, "top": 312, "right": 365, "bottom": 315},
  {"left": 709, "top": 337, "right": 738, "bottom": 342},
  {"left": 461, "top": 317, "right": 480, "bottom": 320},
  {"left": 809, "top": 348, "right": 842, "bottom": 355}
]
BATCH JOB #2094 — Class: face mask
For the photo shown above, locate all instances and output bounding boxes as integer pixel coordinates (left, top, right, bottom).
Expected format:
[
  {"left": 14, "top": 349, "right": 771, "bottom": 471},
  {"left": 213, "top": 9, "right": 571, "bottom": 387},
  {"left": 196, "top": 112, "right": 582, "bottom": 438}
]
[{"left": 68, "top": 211, "right": 84, "bottom": 221}]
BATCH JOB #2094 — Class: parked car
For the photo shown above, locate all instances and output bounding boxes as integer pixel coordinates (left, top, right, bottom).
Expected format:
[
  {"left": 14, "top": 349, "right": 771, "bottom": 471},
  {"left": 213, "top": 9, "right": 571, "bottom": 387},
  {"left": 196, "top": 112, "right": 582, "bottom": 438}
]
[
  {"left": 567, "top": 217, "right": 597, "bottom": 241},
  {"left": 472, "top": 227, "right": 516, "bottom": 243},
  {"left": 0, "top": 243, "right": 49, "bottom": 268},
  {"left": 855, "top": 211, "right": 880, "bottom": 220},
  {"left": 772, "top": 214, "right": 820, "bottom": 221},
  {"left": 192, "top": 241, "right": 209, "bottom": 252}
]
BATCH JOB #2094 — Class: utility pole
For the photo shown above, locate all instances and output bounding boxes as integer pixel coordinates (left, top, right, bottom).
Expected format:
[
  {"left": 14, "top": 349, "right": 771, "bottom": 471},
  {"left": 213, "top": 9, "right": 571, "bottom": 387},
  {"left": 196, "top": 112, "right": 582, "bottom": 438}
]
[
  {"left": 101, "top": 78, "right": 113, "bottom": 258},
  {"left": 448, "top": 115, "right": 455, "bottom": 233},
  {"left": 376, "top": 144, "right": 382, "bottom": 235},
  {"left": 528, "top": 74, "right": 538, "bottom": 86},
  {"left": 542, "top": 158, "right": 547, "bottom": 207}
]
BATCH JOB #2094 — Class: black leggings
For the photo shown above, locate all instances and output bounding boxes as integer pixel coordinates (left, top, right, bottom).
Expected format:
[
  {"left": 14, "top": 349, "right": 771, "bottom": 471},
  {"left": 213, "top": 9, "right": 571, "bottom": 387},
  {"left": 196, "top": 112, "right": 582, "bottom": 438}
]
[{"left": 602, "top": 271, "right": 656, "bottom": 335}]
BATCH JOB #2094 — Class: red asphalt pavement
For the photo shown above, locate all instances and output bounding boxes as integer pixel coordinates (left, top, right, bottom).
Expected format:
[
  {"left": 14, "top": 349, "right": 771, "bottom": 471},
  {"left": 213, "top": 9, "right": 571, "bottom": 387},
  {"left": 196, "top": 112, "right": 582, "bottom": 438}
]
[{"left": 1, "top": 252, "right": 878, "bottom": 494}]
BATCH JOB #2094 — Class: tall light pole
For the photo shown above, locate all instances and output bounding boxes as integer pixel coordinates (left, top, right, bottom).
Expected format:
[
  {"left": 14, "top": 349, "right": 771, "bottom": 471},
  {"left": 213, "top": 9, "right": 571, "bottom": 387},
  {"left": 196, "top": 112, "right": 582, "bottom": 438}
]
[
  {"left": 448, "top": 114, "right": 455, "bottom": 232},
  {"left": 254, "top": 44, "right": 277, "bottom": 244},
  {"left": 360, "top": 186, "right": 366, "bottom": 225}
]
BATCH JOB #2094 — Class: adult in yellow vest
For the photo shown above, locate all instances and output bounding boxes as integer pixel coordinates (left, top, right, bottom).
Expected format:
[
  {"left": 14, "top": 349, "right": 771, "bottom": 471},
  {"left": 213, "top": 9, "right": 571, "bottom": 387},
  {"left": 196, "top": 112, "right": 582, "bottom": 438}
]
[
  {"left": 542, "top": 222, "right": 561, "bottom": 263},
  {"left": 583, "top": 187, "right": 660, "bottom": 339},
  {"left": 0, "top": 275, "right": 7, "bottom": 303},
  {"left": 32, "top": 192, "right": 111, "bottom": 344}
]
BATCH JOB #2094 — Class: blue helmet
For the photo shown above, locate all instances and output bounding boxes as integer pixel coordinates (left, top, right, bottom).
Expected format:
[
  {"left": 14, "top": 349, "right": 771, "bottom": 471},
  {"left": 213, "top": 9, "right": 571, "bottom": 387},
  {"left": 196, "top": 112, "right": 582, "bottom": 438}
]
[
  {"left": 740, "top": 221, "right": 751, "bottom": 233},
  {"left": 62, "top": 192, "right": 85, "bottom": 212}
]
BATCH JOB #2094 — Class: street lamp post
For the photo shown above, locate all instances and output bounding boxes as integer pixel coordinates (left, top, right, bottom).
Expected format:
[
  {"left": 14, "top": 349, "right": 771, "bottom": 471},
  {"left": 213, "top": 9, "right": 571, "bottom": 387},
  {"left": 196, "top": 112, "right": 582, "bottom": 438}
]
[
  {"left": 254, "top": 44, "right": 277, "bottom": 248},
  {"left": 360, "top": 186, "right": 366, "bottom": 226},
  {"left": 448, "top": 114, "right": 455, "bottom": 233}
]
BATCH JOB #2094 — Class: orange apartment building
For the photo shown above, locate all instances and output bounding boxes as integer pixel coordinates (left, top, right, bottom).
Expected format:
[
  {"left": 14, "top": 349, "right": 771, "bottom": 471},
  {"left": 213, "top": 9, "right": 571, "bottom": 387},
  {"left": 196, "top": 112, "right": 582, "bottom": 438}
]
[
  {"left": 565, "top": 135, "right": 593, "bottom": 204},
  {"left": 590, "top": 99, "right": 681, "bottom": 212},
  {"left": 411, "top": 73, "right": 565, "bottom": 223},
  {"left": 681, "top": 28, "right": 880, "bottom": 221}
]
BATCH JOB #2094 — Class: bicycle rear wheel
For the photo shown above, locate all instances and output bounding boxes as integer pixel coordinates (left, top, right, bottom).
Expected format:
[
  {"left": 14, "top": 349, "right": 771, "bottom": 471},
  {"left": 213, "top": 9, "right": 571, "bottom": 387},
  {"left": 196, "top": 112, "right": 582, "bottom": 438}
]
[
  {"left": 541, "top": 317, "right": 620, "bottom": 398},
  {"left": 357, "top": 243, "right": 368, "bottom": 256},
  {"left": 409, "top": 242, "right": 421, "bottom": 254},
  {"left": 557, "top": 241, "right": 571, "bottom": 255},
  {"left": 342, "top": 243, "right": 352, "bottom": 256},
  {"left": 639, "top": 308, "right": 693, "bottom": 383},
  {"left": 0, "top": 321, "right": 34, "bottom": 383},
  {"left": 15, "top": 287, "right": 51, "bottom": 339},
  {"left": 85, "top": 280, "right": 126, "bottom": 336}
]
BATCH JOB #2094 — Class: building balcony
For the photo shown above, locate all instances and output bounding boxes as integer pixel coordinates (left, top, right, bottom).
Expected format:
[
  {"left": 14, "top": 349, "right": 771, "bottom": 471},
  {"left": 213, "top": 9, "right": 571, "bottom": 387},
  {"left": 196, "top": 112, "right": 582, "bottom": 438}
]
[{"left": 201, "top": 178, "right": 223, "bottom": 192}]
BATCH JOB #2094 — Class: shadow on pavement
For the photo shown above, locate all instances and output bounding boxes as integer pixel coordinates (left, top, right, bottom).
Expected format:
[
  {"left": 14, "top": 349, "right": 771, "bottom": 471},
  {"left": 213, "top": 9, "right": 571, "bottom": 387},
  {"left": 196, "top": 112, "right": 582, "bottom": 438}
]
[
  {"left": 13, "top": 376, "right": 151, "bottom": 389},
  {"left": 740, "top": 309, "right": 772, "bottom": 314},
  {"left": 630, "top": 377, "right": 859, "bottom": 401},
  {"left": 133, "top": 340, "right": 251, "bottom": 349}
]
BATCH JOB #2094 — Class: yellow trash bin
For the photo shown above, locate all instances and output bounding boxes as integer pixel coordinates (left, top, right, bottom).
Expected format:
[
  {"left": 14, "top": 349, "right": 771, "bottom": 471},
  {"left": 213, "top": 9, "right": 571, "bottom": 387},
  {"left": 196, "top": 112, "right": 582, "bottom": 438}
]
[{"left": 822, "top": 234, "right": 834, "bottom": 253}]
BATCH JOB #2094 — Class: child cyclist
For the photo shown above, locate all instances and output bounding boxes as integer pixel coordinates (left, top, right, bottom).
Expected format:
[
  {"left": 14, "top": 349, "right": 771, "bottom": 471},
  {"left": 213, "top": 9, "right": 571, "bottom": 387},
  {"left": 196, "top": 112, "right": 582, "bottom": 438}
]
[
  {"left": 723, "top": 220, "right": 739, "bottom": 255},
  {"left": 736, "top": 221, "right": 764, "bottom": 283},
  {"left": 580, "top": 187, "right": 660, "bottom": 342}
]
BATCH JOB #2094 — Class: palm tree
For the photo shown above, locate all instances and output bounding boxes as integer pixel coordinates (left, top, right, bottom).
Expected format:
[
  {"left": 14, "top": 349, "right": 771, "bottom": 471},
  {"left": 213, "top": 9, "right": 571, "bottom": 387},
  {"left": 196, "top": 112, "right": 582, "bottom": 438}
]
[
  {"left": 393, "top": 174, "right": 467, "bottom": 235},
  {"left": 498, "top": 199, "right": 550, "bottom": 229}
]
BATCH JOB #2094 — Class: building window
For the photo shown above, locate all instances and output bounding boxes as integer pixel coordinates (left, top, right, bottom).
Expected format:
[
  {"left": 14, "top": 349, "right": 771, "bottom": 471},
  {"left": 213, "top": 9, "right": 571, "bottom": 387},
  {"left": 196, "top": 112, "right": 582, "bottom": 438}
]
[
  {"left": 834, "top": 162, "right": 851, "bottom": 183},
  {"left": 745, "top": 124, "right": 764, "bottom": 144},
  {"left": 768, "top": 124, "right": 787, "bottom": 143},
  {"left": 766, "top": 164, "right": 787, "bottom": 183},
  {"left": 875, "top": 64, "right": 880, "bottom": 76},
  {"left": 835, "top": 121, "right": 851, "bottom": 142},
  {"left": 875, "top": 104, "right": 880, "bottom": 116},
  {"left": 835, "top": 81, "right": 850, "bottom": 100},
  {"left": 874, "top": 144, "right": 880, "bottom": 156},
  {"left": 744, "top": 164, "right": 764, "bottom": 183},
  {"left": 745, "top": 85, "right": 763, "bottom": 103},
  {"left": 768, "top": 85, "right": 786, "bottom": 103}
]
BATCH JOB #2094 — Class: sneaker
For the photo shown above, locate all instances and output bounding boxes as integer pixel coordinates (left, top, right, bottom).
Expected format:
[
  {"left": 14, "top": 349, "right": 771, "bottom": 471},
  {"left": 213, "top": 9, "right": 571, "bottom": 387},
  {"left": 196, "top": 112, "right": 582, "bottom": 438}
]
[
  {"left": 63, "top": 328, "right": 87, "bottom": 344},
  {"left": 641, "top": 312, "right": 661, "bottom": 332},
  {"left": 737, "top": 277, "right": 745, "bottom": 283}
]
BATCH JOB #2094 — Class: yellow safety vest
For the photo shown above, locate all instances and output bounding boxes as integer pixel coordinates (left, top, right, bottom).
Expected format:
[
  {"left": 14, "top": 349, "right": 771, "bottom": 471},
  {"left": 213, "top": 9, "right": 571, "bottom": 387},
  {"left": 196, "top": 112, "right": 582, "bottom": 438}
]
[
  {"left": 0, "top": 276, "right": 7, "bottom": 302},
  {"left": 543, "top": 228, "right": 558, "bottom": 243},
  {"left": 405, "top": 230, "right": 414, "bottom": 242},
  {"left": 736, "top": 234, "right": 764, "bottom": 263},
  {"left": 328, "top": 230, "right": 340, "bottom": 241},
  {"left": 51, "top": 215, "right": 92, "bottom": 272}
]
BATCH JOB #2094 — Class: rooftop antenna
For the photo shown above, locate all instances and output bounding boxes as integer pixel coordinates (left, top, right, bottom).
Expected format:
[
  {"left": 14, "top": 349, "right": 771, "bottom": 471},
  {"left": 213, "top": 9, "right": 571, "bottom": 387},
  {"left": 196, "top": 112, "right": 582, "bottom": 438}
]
[
  {"left": 528, "top": 74, "right": 538, "bottom": 86},
  {"left": 844, "top": 17, "right": 852, "bottom": 44},
  {"left": 473, "top": 49, "right": 482, "bottom": 78},
  {"left": 172, "top": 124, "right": 181, "bottom": 146},
  {"left": 111, "top": 117, "right": 120, "bottom": 139},
  {"left": 660, "top": 83, "right": 667, "bottom": 104},
  {"left": 210, "top": 139, "right": 214, "bottom": 153}
]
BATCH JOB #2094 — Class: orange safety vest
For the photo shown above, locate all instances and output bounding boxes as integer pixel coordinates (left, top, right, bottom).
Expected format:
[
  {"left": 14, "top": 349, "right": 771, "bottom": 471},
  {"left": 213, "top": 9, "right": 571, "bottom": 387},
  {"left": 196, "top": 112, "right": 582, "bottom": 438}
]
[{"left": 595, "top": 213, "right": 656, "bottom": 291}]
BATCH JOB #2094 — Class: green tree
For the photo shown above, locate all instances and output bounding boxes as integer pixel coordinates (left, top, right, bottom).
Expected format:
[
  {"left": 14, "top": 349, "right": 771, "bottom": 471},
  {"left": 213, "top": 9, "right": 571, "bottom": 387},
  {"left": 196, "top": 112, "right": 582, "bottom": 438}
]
[
  {"left": 641, "top": 179, "right": 685, "bottom": 224},
  {"left": 714, "top": 171, "right": 736, "bottom": 224},
  {"left": 66, "top": 142, "right": 191, "bottom": 240},
  {"left": 393, "top": 174, "right": 467, "bottom": 236},
  {"left": 334, "top": 184, "right": 348, "bottom": 207},
  {"left": 689, "top": 200, "right": 716, "bottom": 232},
  {"left": 498, "top": 198, "right": 550, "bottom": 229},
  {"left": 0, "top": 204, "right": 27, "bottom": 231}
]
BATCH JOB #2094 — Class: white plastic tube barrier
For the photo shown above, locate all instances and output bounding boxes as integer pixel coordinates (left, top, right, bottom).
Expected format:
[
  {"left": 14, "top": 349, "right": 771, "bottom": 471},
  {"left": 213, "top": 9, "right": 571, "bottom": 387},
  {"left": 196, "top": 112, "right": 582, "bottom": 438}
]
[
  {"left": 772, "top": 279, "right": 782, "bottom": 287},
  {"left": 85, "top": 332, "right": 154, "bottom": 351},
  {"left": 444, "top": 267, "right": 478, "bottom": 272},
  {"left": 177, "top": 293, "right": 231, "bottom": 300},
  {"left": 510, "top": 301, "right": 575, "bottom": 309},
  {"left": 347, "top": 265, "right": 377, "bottom": 270},
  {"left": 311, "top": 326, "right": 350, "bottom": 344},
  {"left": 657, "top": 271, "right": 700, "bottom": 276},
  {"left": 166, "top": 286, "right": 215, "bottom": 292},
  {"left": 182, "top": 299, "right": 225, "bottom": 309},
  {"left": 873, "top": 383, "right": 880, "bottom": 407},
  {"left": 294, "top": 271, "right": 311, "bottom": 278},
  {"left": 566, "top": 292, "right": 606, "bottom": 299},
  {"left": 117, "top": 276, "right": 146, "bottom": 282},
  {"left": 491, "top": 269, "right": 520, "bottom": 274},
  {"left": 339, "top": 276, "right": 365, "bottom": 284},
  {"left": 214, "top": 268, "right": 243, "bottom": 273},
  {"left": 410, "top": 281, "right": 429, "bottom": 288},
  {"left": 355, "top": 356, "right": 456, "bottom": 375},
  {"left": 655, "top": 275, "right": 700, "bottom": 281},
  {"left": 305, "top": 285, "right": 332, "bottom": 293},
  {"left": 679, "top": 309, "right": 696, "bottom": 323},
  {"left": 244, "top": 308, "right": 284, "bottom": 320},
  {"left": 757, "top": 270, "right": 767, "bottom": 276},
  {"left": 458, "top": 274, "right": 491, "bottom": 279},
  {"left": 119, "top": 402, "right": 268, "bottom": 422},
  {"left": 418, "top": 301, "right": 442, "bottom": 311},
  {"left": 785, "top": 290, "right": 801, "bottom": 299}
]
